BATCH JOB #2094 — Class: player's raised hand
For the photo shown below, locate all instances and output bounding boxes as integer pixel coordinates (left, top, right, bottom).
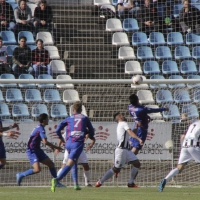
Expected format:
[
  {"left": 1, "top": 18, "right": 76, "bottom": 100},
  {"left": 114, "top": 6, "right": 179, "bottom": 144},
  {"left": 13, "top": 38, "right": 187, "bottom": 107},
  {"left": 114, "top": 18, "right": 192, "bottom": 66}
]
[{"left": 7, "top": 131, "right": 21, "bottom": 139}]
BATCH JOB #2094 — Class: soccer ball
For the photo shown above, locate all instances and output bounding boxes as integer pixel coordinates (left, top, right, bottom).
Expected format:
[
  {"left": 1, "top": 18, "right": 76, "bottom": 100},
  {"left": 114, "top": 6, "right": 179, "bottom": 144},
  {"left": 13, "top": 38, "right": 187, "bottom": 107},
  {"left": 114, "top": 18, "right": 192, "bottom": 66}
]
[{"left": 132, "top": 75, "right": 143, "bottom": 85}]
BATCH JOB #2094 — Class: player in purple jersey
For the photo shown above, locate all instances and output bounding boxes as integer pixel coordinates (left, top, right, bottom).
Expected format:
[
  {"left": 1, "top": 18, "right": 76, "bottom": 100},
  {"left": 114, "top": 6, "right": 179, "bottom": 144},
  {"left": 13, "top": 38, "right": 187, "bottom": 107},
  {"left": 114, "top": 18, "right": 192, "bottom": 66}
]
[
  {"left": 51, "top": 101, "right": 95, "bottom": 192},
  {"left": 16, "top": 113, "right": 62, "bottom": 186},
  {"left": 0, "top": 120, "right": 19, "bottom": 170}
]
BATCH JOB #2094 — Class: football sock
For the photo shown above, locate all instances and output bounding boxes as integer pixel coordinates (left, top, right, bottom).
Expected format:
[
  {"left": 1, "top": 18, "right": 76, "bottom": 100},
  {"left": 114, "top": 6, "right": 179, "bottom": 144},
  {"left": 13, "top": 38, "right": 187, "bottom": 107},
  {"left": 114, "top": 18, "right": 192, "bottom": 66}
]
[
  {"left": 57, "top": 165, "right": 71, "bottom": 181},
  {"left": 0, "top": 164, "right": 4, "bottom": 169},
  {"left": 71, "top": 164, "right": 78, "bottom": 185},
  {"left": 57, "top": 168, "right": 63, "bottom": 176},
  {"left": 84, "top": 170, "right": 90, "bottom": 185},
  {"left": 49, "top": 168, "right": 57, "bottom": 178},
  {"left": 100, "top": 168, "right": 115, "bottom": 184},
  {"left": 21, "top": 169, "right": 34, "bottom": 177},
  {"left": 128, "top": 166, "right": 138, "bottom": 184},
  {"left": 165, "top": 168, "right": 179, "bottom": 182}
]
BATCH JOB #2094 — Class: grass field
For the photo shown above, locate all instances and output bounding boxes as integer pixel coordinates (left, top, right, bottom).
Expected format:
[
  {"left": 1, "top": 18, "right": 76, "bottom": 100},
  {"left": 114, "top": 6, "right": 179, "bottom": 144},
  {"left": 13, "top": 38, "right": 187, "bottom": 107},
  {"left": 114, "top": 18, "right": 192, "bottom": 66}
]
[{"left": 0, "top": 187, "right": 200, "bottom": 200}]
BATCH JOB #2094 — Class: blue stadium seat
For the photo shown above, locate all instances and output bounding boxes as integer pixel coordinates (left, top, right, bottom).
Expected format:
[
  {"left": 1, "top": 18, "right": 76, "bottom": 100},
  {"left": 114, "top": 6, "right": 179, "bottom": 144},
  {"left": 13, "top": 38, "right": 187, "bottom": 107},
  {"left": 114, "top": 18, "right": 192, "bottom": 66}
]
[
  {"left": 192, "top": 46, "right": 200, "bottom": 59},
  {"left": 12, "top": 103, "right": 29, "bottom": 117},
  {"left": 194, "top": 89, "right": 200, "bottom": 103},
  {"left": 155, "top": 46, "right": 172, "bottom": 60},
  {"left": 162, "top": 104, "right": 180, "bottom": 120},
  {"left": 150, "top": 75, "right": 167, "bottom": 89},
  {"left": 168, "top": 75, "right": 185, "bottom": 88},
  {"left": 156, "top": 90, "right": 174, "bottom": 103},
  {"left": 191, "top": 3, "right": 200, "bottom": 10},
  {"left": 174, "top": 89, "right": 191, "bottom": 103},
  {"left": 137, "top": 46, "right": 154, "bottom": 60},
  {"left": 132, "top": 32, "right": 149, "bottom": 46},
  {"left": 0, "top": 103, "right": 10, "bottom": 118},
  {"left": 173, "top": 4, "right": 183, "bottom": 18},
  {"left": 0, "top": 73, "right": 17, "bottom": 87},
  {"left": 51, "top": 104, "right": 68, "bottom": 118},
  {"left": 38, "top": 74, "right": 54, "bottom": 88},
  {"left": 6, "top": 88, "right": 23, "bottom": 102},
  {"left": 167, "top": 32, "right": 184, "bottom": 45},
  {"left": 0, "top": 31, "right": 17, "bottom": 44},
  {"left": 157, "top": 4, "right": 166, "bottom": 18},
  {"left": 0, "top": 91, "right": 4, "bottom": 102},
  {"left": 143, "top": 61, "right": 160, "bottom": 74},
  {"left": 9, "top": 2, "right": 17, "bottom": 10},
  {"left": 122, "top": 18, "right": 139, "bottom": 32},
  {"left": 174, "top": 45, "right": 191, "bottom": 59},
  {"left": 182, "top": 104, "right": 199, "bottom": 119},
  {"left": 180, "top": 60, "right": 198, "bottom": 74},
  {"left": 187, "top": 75, "right": 200, "bottom": 88},
  {"left": 18, "top": 31, "right": 35, "bottom": 45},
  {"left": 7, "top": 45, "right": 17, "bottom": 57},
  {"left": 28, "top": 45, "right": 37, "bottom": 51},
  {"left": 186, "top": 33, "right": 200, "bottom": 45},
  {"left": 31, "top": 104, "right": 48, "bottom": 118},
  {"left": 25, "top": 89, "right": 42, "bottom": 103},
  {"left": 149, "top": 32, "right": 166, "bottom": 46},
  {"left": 162, "top": 60, "right": 179, "bottom": 74},
  {"left": 44, "top": 89, "right": 62, "bottom": 103},
  {"left": 112, "top": 0, "right": 118, "bottom": 5},
  {"left": 18, "top": 74, "right": 36, "bottom": 88}
]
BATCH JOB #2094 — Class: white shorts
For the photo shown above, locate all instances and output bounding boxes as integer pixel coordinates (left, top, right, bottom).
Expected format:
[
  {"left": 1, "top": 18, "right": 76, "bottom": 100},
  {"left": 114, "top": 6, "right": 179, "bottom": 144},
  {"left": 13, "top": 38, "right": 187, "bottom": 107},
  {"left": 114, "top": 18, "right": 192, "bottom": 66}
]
[
  {"left": 178, "top": 147, "right": 200, "bottom": 164},
  {"left": 114, "top": 148, "right": 138, "bottom": 168},
  {"left": 62, "top": 149, "right": 88, "bottom": 164}
]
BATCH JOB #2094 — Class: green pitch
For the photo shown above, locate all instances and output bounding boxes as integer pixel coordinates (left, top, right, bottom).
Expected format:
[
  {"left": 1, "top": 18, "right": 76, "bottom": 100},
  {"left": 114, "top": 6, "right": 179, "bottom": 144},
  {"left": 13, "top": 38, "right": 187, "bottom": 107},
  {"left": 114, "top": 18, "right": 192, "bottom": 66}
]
[{"left": 0, "top": 187, "right": 200, "bottom": 200}]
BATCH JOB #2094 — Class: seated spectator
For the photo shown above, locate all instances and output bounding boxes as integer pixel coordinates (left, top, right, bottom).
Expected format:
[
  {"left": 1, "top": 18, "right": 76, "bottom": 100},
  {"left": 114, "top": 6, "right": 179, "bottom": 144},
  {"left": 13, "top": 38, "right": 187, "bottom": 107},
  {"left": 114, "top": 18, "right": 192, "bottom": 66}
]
[
  {"left": 14, "top": 0, "right": 34, "bottom": 36},
  {"left": 32, "top": 39, "right": 51, "bottom": 78},
  {"left": 0, "top": 37, "right": 11, "bottom": 74},
  {"left": 179, "top": 0, "right": 200, "bottom": 34},
  {"left": 0, "top": 0, "right": 15, "bottom": 31},
  {"left": 117, "top": 0, "right": 140, "bottom": 20},
  {"left": 12, "top": 36, "right": 33, "bottom": 78},
  {"left": 137, "top": 0, "right": 160, "bottom": 33}
]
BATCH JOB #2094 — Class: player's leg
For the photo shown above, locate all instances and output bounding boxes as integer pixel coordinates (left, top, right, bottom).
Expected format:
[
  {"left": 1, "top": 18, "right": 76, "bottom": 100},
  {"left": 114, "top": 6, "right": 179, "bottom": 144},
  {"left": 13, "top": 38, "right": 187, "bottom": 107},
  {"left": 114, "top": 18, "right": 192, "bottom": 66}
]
[
  {"left": 40, "top": 157, "right": 57, "bottom": 178},
  {"left": 57, "top": 149, "right": 68, "bottom": 176},
  {"left": 0, "top": 145, "right": 6, "bottom": 169}
]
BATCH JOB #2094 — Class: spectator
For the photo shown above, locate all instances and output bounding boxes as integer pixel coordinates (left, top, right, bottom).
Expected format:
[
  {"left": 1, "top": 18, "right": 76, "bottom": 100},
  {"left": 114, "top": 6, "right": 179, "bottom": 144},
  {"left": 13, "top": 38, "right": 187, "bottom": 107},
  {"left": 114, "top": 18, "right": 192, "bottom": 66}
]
[
  {"left": 137, "top": 0, "right": 160, "bottom": 33},
  {"left": 12, "top": 36, "right": 33, "bottom": 78},
  {"left": 117, "top": 0, "right": 140, "bottom": 20},
  {"left": 0, "top": 0, "right": 15, "bottom": 31},
  {"left": 0, "top": 37, "right": 11, "bottom": 74},
  {"left": 179, "top": 0, "right": 200, "bottom": 34},
  {"left": 32, "top": 39, "right": 51, "bottom": 78},
  {"left": 14, "top": 0, "right": 34, "bottom": 36}
]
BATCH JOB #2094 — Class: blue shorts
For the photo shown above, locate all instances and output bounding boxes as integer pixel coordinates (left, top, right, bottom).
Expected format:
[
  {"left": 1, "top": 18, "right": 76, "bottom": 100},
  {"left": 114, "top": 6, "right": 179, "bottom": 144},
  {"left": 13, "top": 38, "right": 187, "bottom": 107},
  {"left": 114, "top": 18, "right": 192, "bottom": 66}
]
[
  {"left": 0, "top": 144, "right": 6, "bottom": 159},
  {"left": 26, "top": 149, "right": 48, "bottom": 165},
  {"left": 66, "top": 141, "right": 84, "bottom": 163}
]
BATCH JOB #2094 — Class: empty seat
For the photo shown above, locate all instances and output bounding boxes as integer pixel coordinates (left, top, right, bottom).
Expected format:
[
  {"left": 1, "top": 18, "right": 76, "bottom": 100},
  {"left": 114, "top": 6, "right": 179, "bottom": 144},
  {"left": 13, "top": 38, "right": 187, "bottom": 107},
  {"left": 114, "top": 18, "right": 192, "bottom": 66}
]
[
  {"left": 0, "top": 31, "right": 17, "bottom": 44},
  {"left": 192, "top": 46, "right": 200, "bottom": 59},
  {"left": 38, "top": 74, "right": 54, "bottom": 88},
  {"left": 118, "top": 46, "right": 136, "bottom": 59},
  {"left": 112, "top": 0, "right": 118, "bottom": 5},
  {"left": 0, "top": 103, "right": 10, "bottom": 118},
  {"left": 63, "top": 90, "right": 80, "bottom": 103},
  {"left": 94, "top": 0, "right": 111, "bottom": 6},
  {"left": 7, "top": 45, "right": 17, "bottom": 57},
  {"left": 18, "top": 74, "right": 36, "bottom": 88},
  {"left": 12, "top": 103, "right": 29, "bottom": 117},
  {"left": 112, "top": 32, "right": 129, "bottom": 46},
  {"left": 163, "top": 104, "right": 180, "bottom": 119},
  {"left": 106, "top": 18, "right": 123, "bottom": 31},
  {"left": 28, "top": 45, "right": 37, "bottom": 51},
  {"left": 137, "top": 90, "right": 155, "bottom": 104},
  {"left": 36, "top": 32, "right": 54, "bottom": 45},
  {"left": 167, "top": 32, "right": 184, "bottom": 45},
  {"left": 31, "top": 104, "right": 48, "bottom": 118},
  {"left": 122, "top": 18, "right": 139, "bottom": 32},
  {"left": 182, "top": 104, "right": 199, "bottom": 119},
  {"left": 6, "top": 88, "right": 23, "bottom": 102},
  {"left": 27, "top": 3, "right": 37, "bottom": 16},
  {"left": 174, "top": 89, "right": 191, "bottom": 103},
  {"left": 194, "top": 89, "right": 200, "bottom": 102},
  {"left": 0, "top": 73, "right": 17, "bottom": 87},
  {"left": 186, "top": 33, "right": 200, "bottom": 45},
  {"left": 143, "top": 61, "right": 160, "bottom": 74},
  {"left": 173, "top": 4, "right": 183, "bottom": 18},
  {"left": 180, "top": 60, "right": 198, "bottom": 74},
  {"left": 137, "top": 46, "right": 154, "bottom": 60},
  {"left": 187, "top": 75, "right": 200, "bottom": 88},
  {"left": 150, "top": 75, "right": 167, "bottom": 89},
  {"left": 174, "top": 45, "right": 191, "bottom": 59},
  {"left": 25, "top": 89, "right": 42, "bottom": 103},
  {"left": 132, "top": 32, "right": 149, "bottom": 46},
  {"left": 131, "top": 75, "right": 149, "bottom": 89},
  {"left": 18, "top": 31, "right": 34, "bottom": 45},
  {"left": 51, "top": 104, "right": 68, "bottom": 118},
  {"left": 125, "top": 61, "right": 142, "bottom": 74},
  {"left": 0, "top": 91, "right": 4, "bottom": 102},
  {"left": 44, "top": 46, "right": 60, "bottom": 59},
  {"left": 168, "top": 75, "right": 185, "bottom": 88},
  {"left": 155, "top": 46, "right": 172, "bottom": 59},
  {"left": 149, "top": 32, "right": 166, "bottom": 45},
  {"left": 145, "top": 105, "right": 163, "bottom": 119},
  {"left": 69, "top": 105, "right": 87, "bottom": 116},
  {"left": 9, "top": 2, "right": 17, "bottom": 10},
  {"left": 156, "top": 90, "right": 174, "bottom": 103},
  {"left": 50, "top": 60, "right": 67, "bottom": 75},
  {"left": 56, "top": 75, "right": 74, "bottom": 89},
  {"left": 44, "top": 89, "right": 62, "bottom": 103},
  {"left": 162, "top": 60, "right": 179, "bottom": 74}
]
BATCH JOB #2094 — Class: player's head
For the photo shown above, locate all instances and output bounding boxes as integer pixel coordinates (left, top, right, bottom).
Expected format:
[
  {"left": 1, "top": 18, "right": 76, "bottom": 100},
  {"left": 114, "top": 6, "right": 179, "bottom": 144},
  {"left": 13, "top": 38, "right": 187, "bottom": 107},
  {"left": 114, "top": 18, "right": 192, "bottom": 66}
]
[
  {"left": 39, "top": 113, "right": 49, "bottom": 125},
  {"left": 129, "top": 94, "right": 139, "bottom": 105},
  {"left": 113, "top": 112, "right": 125, "bottom": 123},
  {"left": 72, "top": 101, "right": 82, "bottom": 114}
]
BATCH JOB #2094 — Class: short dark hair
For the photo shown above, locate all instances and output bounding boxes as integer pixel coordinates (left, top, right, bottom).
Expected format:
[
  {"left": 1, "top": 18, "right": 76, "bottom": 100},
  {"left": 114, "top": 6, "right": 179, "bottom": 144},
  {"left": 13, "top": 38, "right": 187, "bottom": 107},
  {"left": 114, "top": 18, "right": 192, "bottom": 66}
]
[
  {"left": 129, "top": 94, "right": 139, "bottom": 105},
  {"left": 39, "top": 113, "right": 48, "bottom": 123},
  {"left": 40, "top": 0, "right": 47, "bottom": 4},
  {"left": 0, "top": 36, "right": 2, "bottom": 41},
  {"left": 113, "top": 112, "right": 120, "bottom": 122},
  {"left": 19, "top": 36, "right": 27, "bottom": 42},
  {"left": 36, "top": 39, "right": 43, "bottom": 44}
]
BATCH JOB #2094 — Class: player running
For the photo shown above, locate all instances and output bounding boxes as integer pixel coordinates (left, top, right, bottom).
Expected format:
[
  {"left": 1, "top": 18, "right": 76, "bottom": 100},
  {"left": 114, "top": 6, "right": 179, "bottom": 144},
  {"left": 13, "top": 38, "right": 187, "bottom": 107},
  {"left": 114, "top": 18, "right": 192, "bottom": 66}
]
[
  {"left": 95, "top": 112, "right": 143, "bottom": 188},
  {"left": 16, "top": 113, "right": 62, "bottom": 186},
  {"left": 51, "top": 101, "right": 95, "bottom": 192},
  {"left": 158, "top": 119, "right": 200, "bottom": 192}
]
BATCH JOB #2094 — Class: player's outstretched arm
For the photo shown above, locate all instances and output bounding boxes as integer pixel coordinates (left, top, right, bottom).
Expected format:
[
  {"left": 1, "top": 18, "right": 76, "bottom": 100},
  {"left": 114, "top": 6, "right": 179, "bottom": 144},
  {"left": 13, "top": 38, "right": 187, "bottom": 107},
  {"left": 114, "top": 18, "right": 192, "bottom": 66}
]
[
  {"left": 145, "top": 106, "right": 168, "bottom": 114},
  {"left": 42, "top": 138, "right": 63, "bottom": 151},
  {"left": 127, "top": 129, "right": 143, "bottom": 145},
  {"left": 1, "top": 123, "right": 19, "bottom": 132}
]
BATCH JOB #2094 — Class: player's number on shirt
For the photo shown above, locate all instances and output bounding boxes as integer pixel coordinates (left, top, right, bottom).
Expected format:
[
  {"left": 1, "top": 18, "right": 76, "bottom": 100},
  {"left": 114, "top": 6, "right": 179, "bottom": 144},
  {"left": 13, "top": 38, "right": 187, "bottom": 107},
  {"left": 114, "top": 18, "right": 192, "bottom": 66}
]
[
  {"left": 190, "top": 124, "right": 196, "bottom": 133},
  {"left": 74, "top": 119, "right": 81, "bottom": 128}
]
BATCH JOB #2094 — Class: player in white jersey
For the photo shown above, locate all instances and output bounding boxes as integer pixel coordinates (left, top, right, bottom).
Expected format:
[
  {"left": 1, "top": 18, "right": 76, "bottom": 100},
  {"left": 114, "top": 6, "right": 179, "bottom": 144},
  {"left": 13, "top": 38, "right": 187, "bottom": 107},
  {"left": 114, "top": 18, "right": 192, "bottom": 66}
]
[
  {"left": 95, "top": 112, "right": 143, "bottom": 188},
  {"left": 158, "top": 119, "right": 200, "bottom": 192}
]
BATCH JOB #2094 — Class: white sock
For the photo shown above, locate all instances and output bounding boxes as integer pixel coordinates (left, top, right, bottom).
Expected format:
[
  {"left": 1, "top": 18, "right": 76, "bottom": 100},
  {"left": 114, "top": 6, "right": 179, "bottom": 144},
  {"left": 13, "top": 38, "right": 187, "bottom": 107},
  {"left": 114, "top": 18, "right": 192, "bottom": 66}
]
[
  {"left": 100, "top": 168, "right": 115, "bottom": 184},
  {"left": 84, "top": 170, "right": 90, "bottom": 185},
  {"left": 57, "top": 168, "right": 63, "bottom": 176},
  {"left": 165, "top": 168, "right": 179, "bottom": 182},
  {"left": 128, "top": 166, "right": 138, "bottom": 184}
]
